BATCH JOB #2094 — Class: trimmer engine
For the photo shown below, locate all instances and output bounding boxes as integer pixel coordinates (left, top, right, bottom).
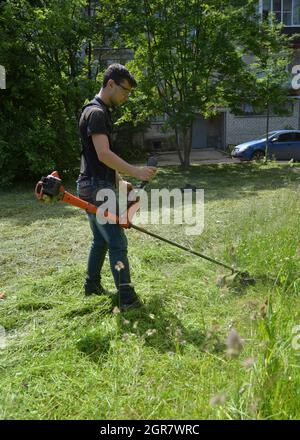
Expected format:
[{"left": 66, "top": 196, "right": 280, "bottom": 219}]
[{"left": 35, "top": 171, "right": 63, "bottom": 202}]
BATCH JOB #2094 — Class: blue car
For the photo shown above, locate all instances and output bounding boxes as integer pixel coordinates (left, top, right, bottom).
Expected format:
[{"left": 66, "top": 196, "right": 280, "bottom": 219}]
[{"left": 231, "top": 130, "right": 300, "bottom": 161}]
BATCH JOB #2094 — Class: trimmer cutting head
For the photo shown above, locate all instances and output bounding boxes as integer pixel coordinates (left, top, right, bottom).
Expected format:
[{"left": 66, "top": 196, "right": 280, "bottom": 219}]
[{"left": 217, "top": 270, "right": 256, "bottom": 289}]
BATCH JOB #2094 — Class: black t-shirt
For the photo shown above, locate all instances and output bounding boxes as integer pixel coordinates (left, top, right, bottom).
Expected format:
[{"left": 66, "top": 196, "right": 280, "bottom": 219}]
[{"left": 78, "top": 95, "right": 116, "bottom": 185}]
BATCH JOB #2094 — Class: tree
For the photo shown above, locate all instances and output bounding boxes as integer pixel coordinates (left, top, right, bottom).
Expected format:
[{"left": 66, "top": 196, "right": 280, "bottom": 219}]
[
  {"left": 0, "top": 0, "right": 109, "bottom": 184},
  {"left": 112, "top": 0, "right": 294, "bottom": 168}
]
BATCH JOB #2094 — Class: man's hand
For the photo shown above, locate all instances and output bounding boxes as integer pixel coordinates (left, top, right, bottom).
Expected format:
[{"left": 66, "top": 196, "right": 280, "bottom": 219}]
[{"left": 133, "top": 166, "right": 157, "bottom": 182}]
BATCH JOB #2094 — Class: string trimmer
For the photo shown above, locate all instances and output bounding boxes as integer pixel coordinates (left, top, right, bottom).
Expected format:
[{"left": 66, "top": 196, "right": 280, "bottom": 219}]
[{"left": 35, "top": 162, "right": 255, "bottom": 286}]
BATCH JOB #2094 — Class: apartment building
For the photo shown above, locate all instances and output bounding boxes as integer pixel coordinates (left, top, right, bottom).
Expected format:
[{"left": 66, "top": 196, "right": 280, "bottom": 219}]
[
  {"left": 141, "top": 1, "right": 300, "bottom": 151},
  {"left": 224, "top": 0, "right": 300, "bottom": 148},
  {"left": 92, "top": 1, "right": 300, "bottom": 152}
]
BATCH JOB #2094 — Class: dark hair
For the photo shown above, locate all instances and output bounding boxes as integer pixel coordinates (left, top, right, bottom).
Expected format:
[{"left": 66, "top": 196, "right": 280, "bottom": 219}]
[{"left": 102, "top": 63, "right": 137, "bottom": 88}]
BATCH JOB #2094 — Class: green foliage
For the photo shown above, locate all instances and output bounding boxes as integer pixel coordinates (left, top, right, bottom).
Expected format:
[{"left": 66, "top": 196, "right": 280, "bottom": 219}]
[
  {"left": 0, "top": 0, "right": 103, "bottom": 185},
  {"left": 113, "top": 124, "right": 146, "bottom": 162}
]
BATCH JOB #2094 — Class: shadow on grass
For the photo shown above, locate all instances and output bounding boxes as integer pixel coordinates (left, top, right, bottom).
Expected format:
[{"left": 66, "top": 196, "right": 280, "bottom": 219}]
[
  {"left": 77, "top": 295, "right": 226, "bottom": 363},
  {"left": 1, "top": 163, "right": 298, "bottom": 226},
  {"left": 17, "top": 301, "right": 54, "bottom": 311},
  {"left": 0, "top": 181, "right": 81, "bottom": 226},
  {"left": 64, "top": 297, "right": 113, "bottom": 319},
  {"left": 152, "top": 162, "right": 299, "bottom": 203},
  {"left": 116, "top": 295, "right": 225, "bottom": 353},
  {"left": 0, "top": 198, "right": 81, "bottom": 226},
  {"left": 76, "top": 333, "right": 112, "bottom": 362}
]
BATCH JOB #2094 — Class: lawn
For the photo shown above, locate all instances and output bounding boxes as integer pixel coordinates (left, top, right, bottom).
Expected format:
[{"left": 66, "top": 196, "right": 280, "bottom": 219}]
[{"left": 1, "top": 162, "right": 300, "bottom": 420}]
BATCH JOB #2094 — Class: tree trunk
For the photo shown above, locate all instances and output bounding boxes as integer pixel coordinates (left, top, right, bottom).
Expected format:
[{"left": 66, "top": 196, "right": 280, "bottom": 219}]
[
  {"left": 175, "top": 125, "right": 184, "bottom": 166},
  {"left": 174, "top": 125, "right": 192, "bottom": 169},
  {"left": 183, "top": 126, "right": 192, "bottom": 169}
]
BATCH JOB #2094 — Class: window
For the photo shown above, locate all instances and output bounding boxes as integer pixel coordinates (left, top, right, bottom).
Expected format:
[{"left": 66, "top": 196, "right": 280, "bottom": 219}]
[
  {"left": 293, "top": 132, "right": 300, "bottom": 140},
  {"left": 240, "top": 103, "right": 265, "bottom": 115},
  {"left": 294, "top": 0, "right": 300, "bottom": 23},
  {"left": 274, "top": 0, "right": 283, "bottom": 22},
  {"left": 260, "top": 0, "right": 300, "bottom": 26},
  {"left": 236, "top": 102, "right": 293, "bottom": 117},
  {"left": 263, "top": 0, "right": 271, "bottom": 17},
  {"left": 283, "top": 0, "right": 292, "bottom": 25},
  {"left": 150, "top": 114, "right": 168, "bottom": 123},
  {"left": 277, "top": 132, "right": 295, "bottom": 141}
]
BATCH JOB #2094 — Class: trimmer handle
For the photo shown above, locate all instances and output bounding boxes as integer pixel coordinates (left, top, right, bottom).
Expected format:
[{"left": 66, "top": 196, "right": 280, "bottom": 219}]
[
  {"left": 135, "top": 155, "right": 158, "bottom": 190},
  {"left": 146, "top": 155, "right": 158, "bottom": 167},
  {"left": 121, "top": 155, "right": 157, "bottom": 227}
]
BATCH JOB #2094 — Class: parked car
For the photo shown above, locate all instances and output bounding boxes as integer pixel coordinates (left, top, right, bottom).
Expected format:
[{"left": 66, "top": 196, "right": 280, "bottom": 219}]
[{"left": 231, "top": 130, "right": 300, "bottom": 161}]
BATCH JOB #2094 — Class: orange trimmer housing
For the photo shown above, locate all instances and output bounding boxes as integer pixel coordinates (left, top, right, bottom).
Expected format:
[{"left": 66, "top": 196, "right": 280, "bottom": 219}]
[{"left": 35, "top": 171, "right": 139, "bottom": 228}]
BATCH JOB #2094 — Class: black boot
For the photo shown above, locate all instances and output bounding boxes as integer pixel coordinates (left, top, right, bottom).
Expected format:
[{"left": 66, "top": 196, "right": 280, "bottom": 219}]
[
  {"left": 84, "top": 281, "right": 106, "bottom": 296},
  {"left": 118, "top": 284, "right": 143, "bottom": 312}
]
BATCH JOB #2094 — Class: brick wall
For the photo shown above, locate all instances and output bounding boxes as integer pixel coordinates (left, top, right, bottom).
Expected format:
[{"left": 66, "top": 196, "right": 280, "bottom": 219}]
[{"left": 225, "top": 102, "right": 300, "bottom": 146}]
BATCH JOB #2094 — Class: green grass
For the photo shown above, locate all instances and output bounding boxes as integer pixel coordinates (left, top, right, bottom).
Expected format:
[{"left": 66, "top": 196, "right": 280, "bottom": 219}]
[{"left": 1, "top": 162, "right": 300, "bottom": 419}]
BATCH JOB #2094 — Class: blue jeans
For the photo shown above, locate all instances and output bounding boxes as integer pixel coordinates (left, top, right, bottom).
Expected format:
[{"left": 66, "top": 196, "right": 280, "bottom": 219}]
[{"left": 77, "top": 178, "right": 137, "bottom": 304}]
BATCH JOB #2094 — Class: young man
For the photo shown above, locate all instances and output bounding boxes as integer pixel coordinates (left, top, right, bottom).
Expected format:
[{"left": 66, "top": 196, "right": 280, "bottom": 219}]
[{"left": 77, "top": 64, "right": 156, "bottom": 311}]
